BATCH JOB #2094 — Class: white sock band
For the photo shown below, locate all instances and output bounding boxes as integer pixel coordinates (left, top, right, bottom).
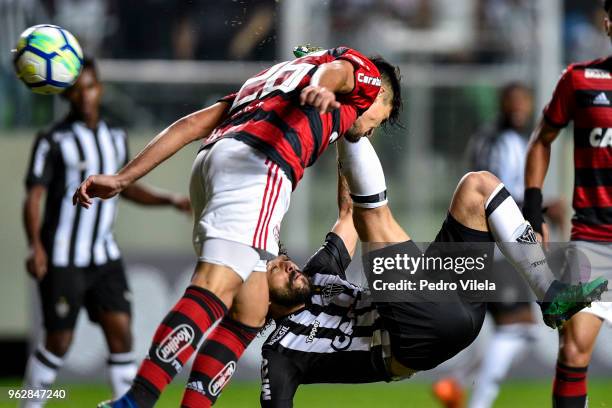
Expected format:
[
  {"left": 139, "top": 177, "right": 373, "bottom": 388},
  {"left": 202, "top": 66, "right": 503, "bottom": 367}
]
[
  {"left": 337, "top": 138, "right": 388, "bottom": 208},
  {"left": 485, "top": 184, "right": 554, "bottom": 297},
  {"left": 108, "top": 352, "right": 137, "bottom": 399}
]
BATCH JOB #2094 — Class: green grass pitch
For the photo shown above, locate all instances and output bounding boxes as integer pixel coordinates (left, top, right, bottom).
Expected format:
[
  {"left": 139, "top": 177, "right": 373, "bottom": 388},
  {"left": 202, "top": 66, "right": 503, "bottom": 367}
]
[{"left": 1, "top": 379, "right": 612, "bottom": 407}]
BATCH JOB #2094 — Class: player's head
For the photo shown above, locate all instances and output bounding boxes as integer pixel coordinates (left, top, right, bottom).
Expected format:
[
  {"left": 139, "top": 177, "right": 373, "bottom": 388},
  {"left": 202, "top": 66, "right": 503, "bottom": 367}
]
[
  {"left": 345, "top": 56, "right": 402, "bottom": 142},
  {"left": 267, "top": 254, "right": 311, "bottom": 310},
  {"left": 63, "top": 56, "right": 102, "bottom": 122},
  {"left": 499, "top": 82, "right": 533, "bottom": 131}
]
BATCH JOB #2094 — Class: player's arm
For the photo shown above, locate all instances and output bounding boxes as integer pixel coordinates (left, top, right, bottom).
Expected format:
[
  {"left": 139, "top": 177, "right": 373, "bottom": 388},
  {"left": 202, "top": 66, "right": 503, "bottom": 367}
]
[
  {"left": 23, "top": 185, "right": 47, "bottom": 280},
  {"left": 523, "top": 65, "right": 574, "bottom": 241},
  {"left": 523, "top": 117, "right": 562, "bottom": 241},
  {"left": 120, "top": 183, "right": 190, "bottom": 213},
  {"left": 260, "top": 350, "right": 302, "bottom": 408},
  {"left": 300, "top": 60, "right": 355, "bottom": 114},
  {"left": 23, "top": 134, "right": 56, "bottom": 280},
  {"left": 331, "top": 167, "right": 359, "bottom": 257},
  {"left": 73, "top": 101, "right": 230, "bottom": 208}
]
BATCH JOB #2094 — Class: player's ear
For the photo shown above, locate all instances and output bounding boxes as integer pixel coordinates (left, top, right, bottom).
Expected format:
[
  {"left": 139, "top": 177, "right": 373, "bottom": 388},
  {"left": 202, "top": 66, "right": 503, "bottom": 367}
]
[{"left": 605, "top": 17, "right": 612, "bottom": 38}]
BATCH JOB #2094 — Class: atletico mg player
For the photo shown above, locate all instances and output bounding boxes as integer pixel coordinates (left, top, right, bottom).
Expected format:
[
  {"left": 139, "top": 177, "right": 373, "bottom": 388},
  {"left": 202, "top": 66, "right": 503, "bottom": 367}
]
[
  {"left": 74, "top": 46, "right": 402, "bottom": 408},
  {"left": 523, "top": 1, "right": 612, "bottom": 406}
]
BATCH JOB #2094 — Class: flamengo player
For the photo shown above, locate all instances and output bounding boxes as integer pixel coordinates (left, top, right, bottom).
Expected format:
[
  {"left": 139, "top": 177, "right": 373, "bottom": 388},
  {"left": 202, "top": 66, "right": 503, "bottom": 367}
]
[
  {"left": 523, "top": 2, "right": 612, "bottom": 407},
  {"left": 74, "top": 47, "right": 402, "bottom": 408}
]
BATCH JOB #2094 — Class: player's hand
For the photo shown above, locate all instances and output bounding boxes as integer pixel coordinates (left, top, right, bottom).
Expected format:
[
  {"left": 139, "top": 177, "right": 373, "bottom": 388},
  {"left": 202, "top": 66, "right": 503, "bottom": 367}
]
[
  {"left": 73, "top": 174, "right": 124, "bottom": 208},
  {"left": 171, "top": 195, "right": 191, "bottom": 214},
  {"left": 300, "top": 85, "right": 341, "bottom": 114},
  {"left": 26, "top": 243, "right": 47, "bottom": 281}
]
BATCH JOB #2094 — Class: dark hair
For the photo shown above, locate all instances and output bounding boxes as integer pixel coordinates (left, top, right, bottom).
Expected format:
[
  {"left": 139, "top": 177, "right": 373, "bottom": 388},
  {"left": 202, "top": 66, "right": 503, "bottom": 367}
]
[
  {"left": 499, "top": 81, "right": 532, "bottom": 103},
  {"left": 81, "top": 56, "right": 99, "bottom": 80},
  {"left": 369, "top": 55, "right": 402, "bottom": 127},
  {"left": 605, "top": 0, "right": 612, "bottom": 14}
]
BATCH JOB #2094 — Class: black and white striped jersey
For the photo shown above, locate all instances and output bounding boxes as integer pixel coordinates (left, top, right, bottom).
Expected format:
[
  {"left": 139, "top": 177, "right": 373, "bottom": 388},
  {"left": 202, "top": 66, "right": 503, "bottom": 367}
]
[
  {"left": 25, "top": 117, "right": 129, "bottom": 268},
  {"left": 261, "top": 233, "right": 390, "bottom": 387}
]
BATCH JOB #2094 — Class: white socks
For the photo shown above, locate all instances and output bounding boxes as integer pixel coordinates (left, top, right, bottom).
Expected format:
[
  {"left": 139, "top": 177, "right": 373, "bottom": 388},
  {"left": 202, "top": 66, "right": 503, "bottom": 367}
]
[
  {"left": 108, "top": 352, "right": 137, "bottom": 398},
  {"left": 21, "top": 347, "right": 63, "bottom": 408},
  {"left": 469, "top": 323, "right": 534, "bottom": 408},
  {"left": 337, "top": 138, "right": 388, "bottom": 208},
  {"left": 485, "top": 184, "right": 555, "bottom": 297}
]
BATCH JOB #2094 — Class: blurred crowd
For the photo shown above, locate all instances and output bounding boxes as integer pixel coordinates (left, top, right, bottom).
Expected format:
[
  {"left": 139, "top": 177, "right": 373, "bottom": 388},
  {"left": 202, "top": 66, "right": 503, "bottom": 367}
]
[{"left": 0, "top": 0, "right": 610, "bottom": 129}]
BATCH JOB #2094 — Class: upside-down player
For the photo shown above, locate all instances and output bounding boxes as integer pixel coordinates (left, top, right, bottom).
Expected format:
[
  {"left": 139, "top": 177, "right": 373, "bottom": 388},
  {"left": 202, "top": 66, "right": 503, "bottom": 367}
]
[
  {"left": 523, "top": 1, "right": 612, "bottom": 406},
  {"left": 74, "top": 47, "right": 402, "bottom": 408},
  {"left": 256, "top": 135, "right": 607, "bottom": 407}
]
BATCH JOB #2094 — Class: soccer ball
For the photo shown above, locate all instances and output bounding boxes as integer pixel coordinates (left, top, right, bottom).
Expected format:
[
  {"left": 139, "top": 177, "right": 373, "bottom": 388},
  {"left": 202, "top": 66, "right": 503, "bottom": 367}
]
[{"left": 13, "top": 24, "right": 83, "bottom": 95}]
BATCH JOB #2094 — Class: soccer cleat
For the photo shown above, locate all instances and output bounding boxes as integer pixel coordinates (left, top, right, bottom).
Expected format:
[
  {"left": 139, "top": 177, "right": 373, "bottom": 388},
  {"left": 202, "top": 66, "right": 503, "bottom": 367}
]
[
  {"left": 293, "top": 44, "right": 324, "bottom": 58},
  {"left": 96, "top": 395, "right": 138, "bottom": 408},
  {"left": 539, "top": 277, "right": 608, "bottom": 329},
  {"left": 432, "top": 377, "right": 465, "bottom": 408}
]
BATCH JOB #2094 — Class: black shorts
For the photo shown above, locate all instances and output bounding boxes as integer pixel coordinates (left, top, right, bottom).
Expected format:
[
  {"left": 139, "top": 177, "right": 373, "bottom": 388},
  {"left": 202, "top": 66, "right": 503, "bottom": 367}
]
[
  {"left": 38, "top": 259, "right": 131, "bottom": 332},
  {"left": 374, "top": 214, "right": 490, "bottom": 371}
]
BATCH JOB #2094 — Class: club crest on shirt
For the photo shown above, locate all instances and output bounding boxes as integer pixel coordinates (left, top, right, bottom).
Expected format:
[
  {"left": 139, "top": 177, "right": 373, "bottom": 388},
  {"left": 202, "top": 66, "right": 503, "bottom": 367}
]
[{"left": 322, "top": 283, "right": 345, "bottom": 299}]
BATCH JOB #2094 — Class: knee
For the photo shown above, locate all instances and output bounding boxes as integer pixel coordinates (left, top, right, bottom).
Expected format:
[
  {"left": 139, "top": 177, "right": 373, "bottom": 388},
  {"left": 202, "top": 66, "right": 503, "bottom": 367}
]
[
  {"left": 559, "top": 338, "right": 593, "bottom": 367},
  {"left": 458, "top": 171, "right": 500, "bottom": 199},
  {"left": 45, "top": 331, "right": 73, "bottom": 357}
]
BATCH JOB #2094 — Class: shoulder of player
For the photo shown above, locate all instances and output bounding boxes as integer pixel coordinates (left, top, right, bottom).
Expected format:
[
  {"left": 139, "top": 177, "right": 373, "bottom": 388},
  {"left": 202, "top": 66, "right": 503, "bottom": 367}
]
[
  {"left": 36, "top": 117, "right": 74, "bottom": 145},
  {"left": 562, "top": 56, "right": 612, "bottom": 80}
]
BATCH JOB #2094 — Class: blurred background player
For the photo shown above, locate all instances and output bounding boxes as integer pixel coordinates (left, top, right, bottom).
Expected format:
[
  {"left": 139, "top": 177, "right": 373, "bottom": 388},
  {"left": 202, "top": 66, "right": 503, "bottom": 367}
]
[
  {"left": 433, "top": 82, "right": 567, "bottom": 408},
  {"left": 523, "top": 1, "right": 612, "bottom": 406},
  {"left": 21, "top": 57, "right": 190, "bottom": 407}
]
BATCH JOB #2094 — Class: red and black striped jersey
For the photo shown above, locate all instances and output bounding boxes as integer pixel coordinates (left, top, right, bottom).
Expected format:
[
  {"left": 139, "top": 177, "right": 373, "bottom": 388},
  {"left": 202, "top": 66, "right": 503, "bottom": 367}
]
[
  {"left": 544, "top": 56, "right": 612, "bottom": 241},
  {"left": 202, "top": 47, "right": 381, "bottom": 188}
]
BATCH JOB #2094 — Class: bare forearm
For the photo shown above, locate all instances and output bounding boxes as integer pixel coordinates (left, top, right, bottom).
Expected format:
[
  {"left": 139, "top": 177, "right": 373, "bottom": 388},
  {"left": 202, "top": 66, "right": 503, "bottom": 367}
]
[
  {"left": 121, "top": 183, "right": 175, "bottom": 206},
  {"left": 23, "top": 187, "right": 44, "bottom": 246},
  {"left": 117, "top": 102, "right": 229, "bottom": 187},
  {"left": 332, "top": 171, "right": 358, "bottom": 257}
]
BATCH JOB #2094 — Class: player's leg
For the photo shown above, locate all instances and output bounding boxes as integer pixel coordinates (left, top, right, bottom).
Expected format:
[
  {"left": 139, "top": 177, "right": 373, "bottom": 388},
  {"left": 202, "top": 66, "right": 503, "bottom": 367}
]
[
  {"left": 449, "top": 171, "right": 608, "bottom": 327},
  {"left": 181, "top": 271, "right": 268, "bottom": 407},
  {"left": 89, "top": 260, "right": 138, "bottom": 399},
  {"left": 553, "top": 311, "right": 603, "bottom": 408},
  {"left": 337, "top": 138, "right": 409, "bottom": 243},
  {"left": 22, "top": 266, "right": 84, "bottom": 408},
  {"left": 468, "top": 303, "right": 535, "bottom": 408},
  {"left": 117, "top": 261, "right": 237, "bottom": 408}
]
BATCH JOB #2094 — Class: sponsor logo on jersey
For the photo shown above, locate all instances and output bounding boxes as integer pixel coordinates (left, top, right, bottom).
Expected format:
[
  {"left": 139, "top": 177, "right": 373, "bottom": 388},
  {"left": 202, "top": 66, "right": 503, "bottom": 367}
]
[
  {"left": 331, "top": 320, "right": 354, "bottom": 351},
  {"left": 186, "top": 380, "right": 207, "bottom": 396},
  {"left": 585, "top": 69, "right": 612, "bottom": 79},
  {"left": 357, "top": 72, "right": 382, "bottom": 87},
  {"left": 155, "top": 324, "right": 195, "bottom": 363},
  {"left": 261, "top": 358, "right": 272, "bottom": 400},
  {"left": 209, "top": 361, "right": 236, "bottom": 396},
  {"left": 267, "top": 325, "right": 289, "bottom": 345},
  {"left": 305, "top": 320, "right": 321, "bottom": 343},
  {"left": 593, "top": 92, "right": 610, "bottom": 106},
  {"left": 589, "top": 128, "right": 612, "bottom": 147},
  {"left": 322, "top": 283, "right": 345, "bottom": 299}
]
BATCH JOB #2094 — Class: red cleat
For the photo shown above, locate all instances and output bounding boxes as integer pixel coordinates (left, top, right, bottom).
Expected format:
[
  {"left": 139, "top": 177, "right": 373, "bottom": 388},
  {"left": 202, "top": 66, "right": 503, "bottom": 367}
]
[{"left": 432, "top": 377, "right": 465, "bottom": 408}]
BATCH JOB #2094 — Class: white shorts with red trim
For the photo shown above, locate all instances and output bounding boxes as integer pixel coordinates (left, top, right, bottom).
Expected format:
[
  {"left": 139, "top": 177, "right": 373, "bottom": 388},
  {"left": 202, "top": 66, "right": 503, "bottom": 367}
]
[
  {"left": 567, "top": 241, "right": 612, "bottom": 323},
  {"left": 190, "top": 138, "right": 291, "bottom": 276}
]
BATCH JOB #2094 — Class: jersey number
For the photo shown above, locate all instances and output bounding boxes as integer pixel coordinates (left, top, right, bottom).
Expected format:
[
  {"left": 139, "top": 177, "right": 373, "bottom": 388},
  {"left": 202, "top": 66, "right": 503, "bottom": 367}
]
[{"left": 232, "top": 61, "right": 315, "bottom": 111}]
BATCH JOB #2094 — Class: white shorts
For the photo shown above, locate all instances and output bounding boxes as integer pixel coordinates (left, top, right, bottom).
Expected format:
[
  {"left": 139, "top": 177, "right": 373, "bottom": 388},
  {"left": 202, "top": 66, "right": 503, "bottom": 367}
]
[
  {"left": 567, "top": 241, "right": 612, "bottom": 323},
  {"left": 190, "top": 138, "right": 291, "bottom": 277}
]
